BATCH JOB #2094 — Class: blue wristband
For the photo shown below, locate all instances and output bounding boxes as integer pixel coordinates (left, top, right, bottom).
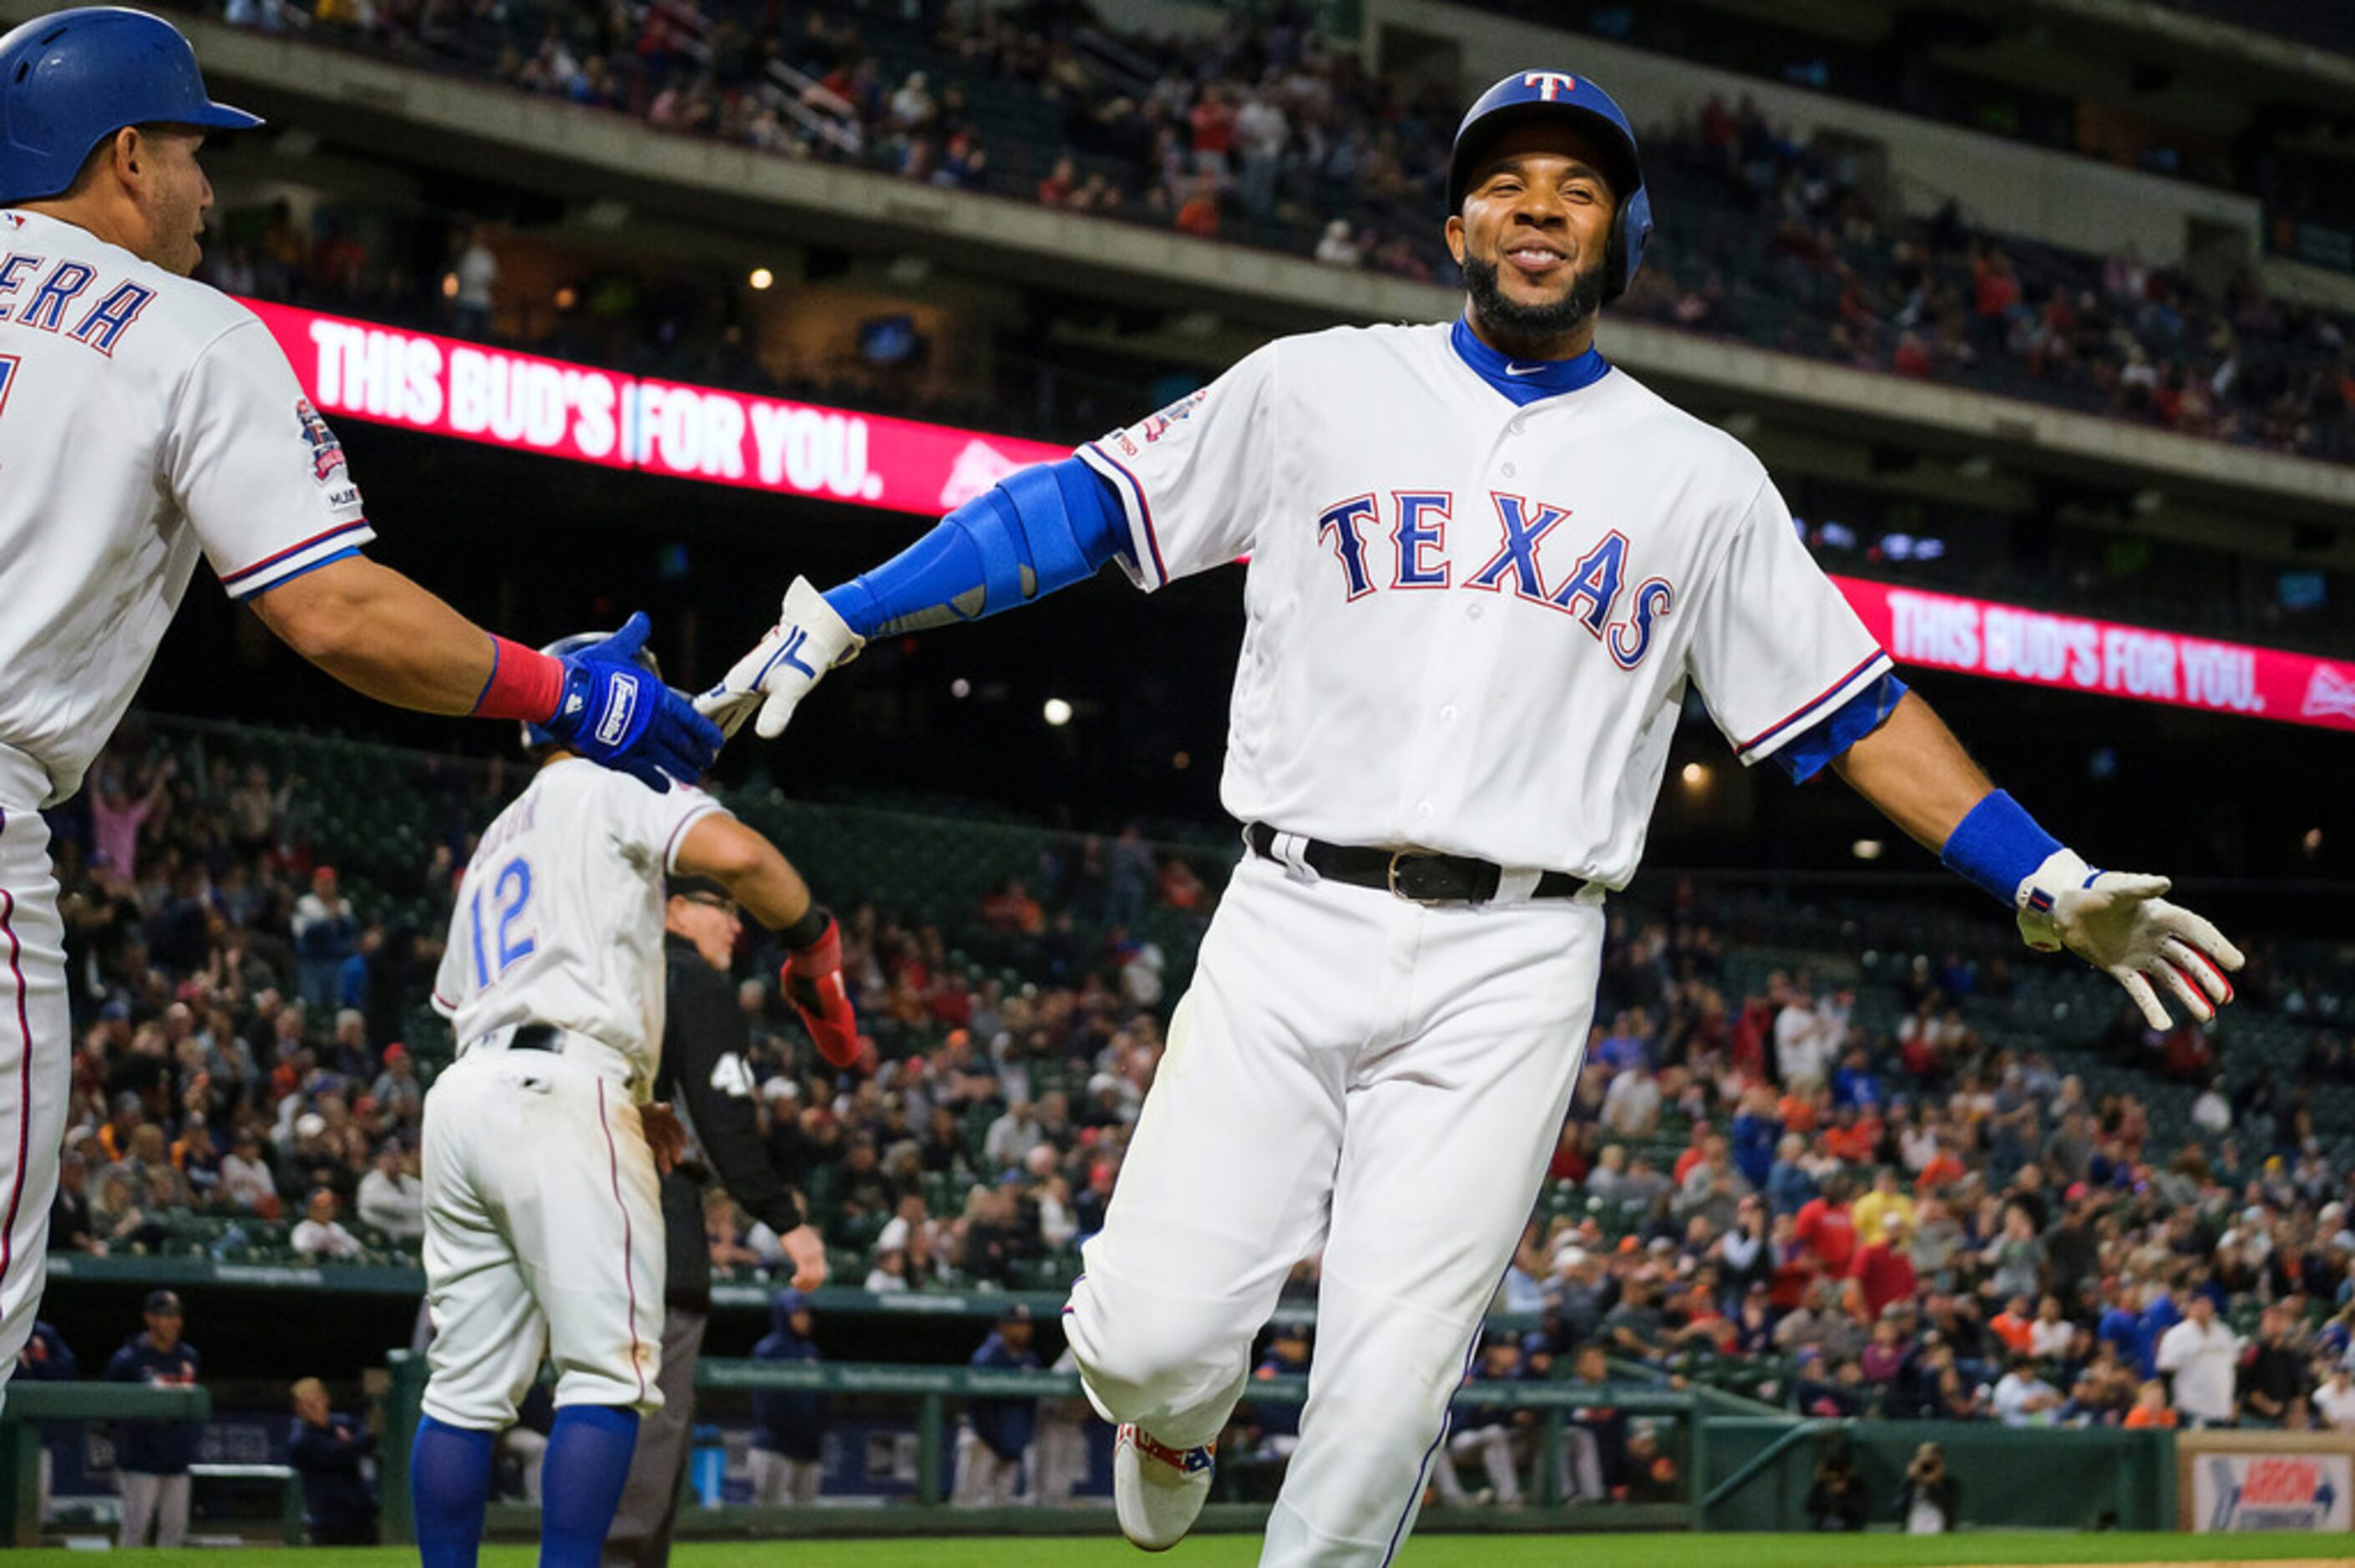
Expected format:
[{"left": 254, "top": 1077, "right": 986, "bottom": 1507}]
[{"left": 1939, "top": 790, "right": 2064, "bottom": 906}]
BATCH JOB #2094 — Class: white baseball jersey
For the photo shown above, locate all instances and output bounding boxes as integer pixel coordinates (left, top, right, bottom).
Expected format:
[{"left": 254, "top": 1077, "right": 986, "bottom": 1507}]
[
  {"left": 433, "top": 758, "right": 725, "bottom": 1092},
  {"left": 0, "top": 210, "right": 374, "bottom": 806},
  {"left": 1076, "top": 321, "right": 1888, "bottom": 888}
]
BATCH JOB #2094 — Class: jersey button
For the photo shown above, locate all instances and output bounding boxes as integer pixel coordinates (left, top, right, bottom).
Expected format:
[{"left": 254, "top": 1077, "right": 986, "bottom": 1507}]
[
  {"left": 1466, "top": 604, "right": 1483, "bottom": 620},
  {"left": 1509, "top": 418, "right": 1527, "bottom": 437},
  {"left": 1416, "top": 800, "right": 1435, "bottom": 817},
  {"left": 1440, "top": 705, "right": 1458, "bottom": 722},
  {"left": 1501, "top": 463, "right": 1517, "bottom": 478}
]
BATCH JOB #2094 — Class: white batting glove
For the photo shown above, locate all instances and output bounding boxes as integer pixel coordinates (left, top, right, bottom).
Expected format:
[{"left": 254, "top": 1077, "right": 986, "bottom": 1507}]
[
  {"left": 695, "top": 577, "right": 865, "bottom": 741},
  {"left": 2014, "top": 848, "right": 2244, "bottom": 1029}
]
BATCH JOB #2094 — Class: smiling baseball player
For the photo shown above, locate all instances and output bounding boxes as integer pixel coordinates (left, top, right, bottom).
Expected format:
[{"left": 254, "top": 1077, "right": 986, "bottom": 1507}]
[
  {"left": 699, "top": 69, "right": 2242, "bottom": 1565},
  {"left": 0, "top": 6, "right": 718, "bottom": 1419},
  {"left": 415, "top": 630, "right": 849, "bottom": 1568}
]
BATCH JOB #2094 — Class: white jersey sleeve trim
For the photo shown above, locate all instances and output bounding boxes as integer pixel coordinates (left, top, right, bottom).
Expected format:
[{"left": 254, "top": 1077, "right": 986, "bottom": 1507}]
[
  {"left": 1731, "top": 649, "right": 1893, "bottom": 766},
  {"left": 661, "top": 798, "right": 728, "bottom": 876},
  {"left": 1076, "top": 441, "right": 1169, "bottom": 592},
  {"left": 216, "top": 518, "right": 376, "bottom": 599}
]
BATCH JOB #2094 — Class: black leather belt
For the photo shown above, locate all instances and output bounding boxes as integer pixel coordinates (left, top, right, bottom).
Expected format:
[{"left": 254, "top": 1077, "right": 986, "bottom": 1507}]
[
  {"left": 1244, "top": 822, "right": 1591, "bottom": 905},
  {"left": 510, "top": 1024, "right": 561, "bottom": 1052}
]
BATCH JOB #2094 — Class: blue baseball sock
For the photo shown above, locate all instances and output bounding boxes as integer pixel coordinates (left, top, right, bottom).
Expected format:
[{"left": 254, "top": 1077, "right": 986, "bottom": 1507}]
[
  {"left": 411, "top": 1414, "right": 495, "bottom": 1568},
  {"left": 540, "top": 1404, "right": 640, "bottom": 1566}
]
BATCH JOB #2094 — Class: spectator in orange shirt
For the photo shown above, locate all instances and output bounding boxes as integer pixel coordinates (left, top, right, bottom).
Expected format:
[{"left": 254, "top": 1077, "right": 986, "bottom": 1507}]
[
  {"left": 1913, "top": 1144, "right": 1966, "bottom": 1195},
  {"left": 2122, "top": 1378, "right": 2178, "bottom": 1429},
  {"left": 1820, "top": 1106, "right": 1879, "bottom": 1166},
  {"left": 1175, "top": 179, "right": 1220, "bottom": 239},
  {"left": 1671, "top": 1125, "right": 1713, "bottom": 1188},
  {"left": 980, "top": 881, "right": 1045, "bottom": 936},
  {"left": 1988, "top": 1293, "right": 2037, "bottom": 1356}
]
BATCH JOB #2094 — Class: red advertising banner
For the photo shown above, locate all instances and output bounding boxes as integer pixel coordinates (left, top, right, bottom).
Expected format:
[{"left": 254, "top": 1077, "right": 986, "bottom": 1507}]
[
  {"left": 1835, "top": 575, "right": 2355, "bottom": 733},
  {"left": 241, "top": 301, "right": 2353, "bottom": 734},
  {"left": 244, "top": 299, "right": 1067, "bottom": 517}
]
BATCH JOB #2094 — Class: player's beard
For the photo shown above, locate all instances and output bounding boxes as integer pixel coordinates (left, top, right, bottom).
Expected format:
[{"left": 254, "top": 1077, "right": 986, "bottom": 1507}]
[{"left": 1463, "top": 251, "right": 1607, "bottom": 350}]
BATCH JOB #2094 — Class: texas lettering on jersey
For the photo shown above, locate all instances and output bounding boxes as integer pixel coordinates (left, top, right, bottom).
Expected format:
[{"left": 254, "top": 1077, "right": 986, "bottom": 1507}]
[
  {"left": 1077, "top": 321, "right": 1892, "bottom": 884},
  {"left": 0, "top": 240, "right": 158, "bottom": 357},
  {"left": 1315, "top": 489, "right": 1674, "bottom": 669}
]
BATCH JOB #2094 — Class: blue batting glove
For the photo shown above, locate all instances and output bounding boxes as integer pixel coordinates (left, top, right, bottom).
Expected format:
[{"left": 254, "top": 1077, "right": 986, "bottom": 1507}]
[{"left": 542, "top": 613, "right": 723, "bottom": 792}]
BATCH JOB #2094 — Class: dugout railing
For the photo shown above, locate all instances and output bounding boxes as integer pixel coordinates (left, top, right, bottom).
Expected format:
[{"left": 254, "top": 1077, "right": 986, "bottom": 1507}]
[
  {"left": 376, "top": 1351, "right": 1704, "bottom": 1543},
  {"left": 0, "top": 1382, "right": 215, "bottom": 1547}
]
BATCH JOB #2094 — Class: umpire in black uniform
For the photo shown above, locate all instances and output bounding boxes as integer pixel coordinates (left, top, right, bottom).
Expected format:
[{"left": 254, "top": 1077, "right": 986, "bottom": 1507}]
[{"left": 605, "top": 875, "right": 832, "bottom": 1567}]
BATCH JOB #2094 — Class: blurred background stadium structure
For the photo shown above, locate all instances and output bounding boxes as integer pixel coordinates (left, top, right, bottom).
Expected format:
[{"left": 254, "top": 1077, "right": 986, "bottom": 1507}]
[{"left": 6, "top": 0, "right": 2355, "bottom": 1548}]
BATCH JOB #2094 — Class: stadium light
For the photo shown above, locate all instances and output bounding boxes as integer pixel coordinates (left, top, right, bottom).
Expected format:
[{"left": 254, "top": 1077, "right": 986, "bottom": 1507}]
[
  {"left": 748, "top": 267, "right": 775, "bottom": 291},
  {"left": 950, "top": 678, "right": 971, "bottom": 699},
  {"left": 1680, "top": 762, "right": 1709, "bottom": 789},
  {"left": 1043, "top": 698, "right": 1073, "bottom": 727},
  {"left": 1851, "top": 839, "right": 1885, "bottom": 861}
]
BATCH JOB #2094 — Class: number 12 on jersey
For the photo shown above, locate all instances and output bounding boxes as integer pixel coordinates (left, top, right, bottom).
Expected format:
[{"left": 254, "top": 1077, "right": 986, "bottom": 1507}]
[{"left": 468, "top": 857, "right": 537, "bottom": 987}]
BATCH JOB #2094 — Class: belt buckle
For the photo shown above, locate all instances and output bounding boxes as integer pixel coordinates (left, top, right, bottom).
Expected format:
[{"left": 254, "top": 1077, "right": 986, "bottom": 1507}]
[{"left": 1386, "top": 850, "right": 1453, "bottom": 907}]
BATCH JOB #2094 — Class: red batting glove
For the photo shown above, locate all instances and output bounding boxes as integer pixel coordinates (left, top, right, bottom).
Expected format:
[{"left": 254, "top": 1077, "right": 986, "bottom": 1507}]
[{"left": 781, "top": 916, "right": 861, "bottom": 1069}]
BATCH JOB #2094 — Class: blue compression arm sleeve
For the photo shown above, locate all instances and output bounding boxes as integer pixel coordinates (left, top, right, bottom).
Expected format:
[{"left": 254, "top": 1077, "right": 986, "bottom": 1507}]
[{"left": 823, "top": 457, "right": 1129, "bottom": 637}]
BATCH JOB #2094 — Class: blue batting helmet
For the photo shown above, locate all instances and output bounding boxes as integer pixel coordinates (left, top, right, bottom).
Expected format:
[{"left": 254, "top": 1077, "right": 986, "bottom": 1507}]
[
  {"left": 0, "top": 8, "right": 261, "bottom": 205},
  {"left": 520, "top": 630, "right": 661, "bottom": 751},
  {"left": 1448, "top": 69, "right": 1653, "bottom": 303}
]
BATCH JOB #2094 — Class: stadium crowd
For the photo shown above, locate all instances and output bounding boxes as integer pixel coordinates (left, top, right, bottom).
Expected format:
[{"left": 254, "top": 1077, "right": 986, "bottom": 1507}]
[
  {"left": 1516, "top": 910, "right": 2355, "bottom": 1448},
  {"left": 185, "top": 0, "right": 2355, "bottom": 463},
  {"left": 33, "top": 716, "right": 2355, "bottom": 1515}
]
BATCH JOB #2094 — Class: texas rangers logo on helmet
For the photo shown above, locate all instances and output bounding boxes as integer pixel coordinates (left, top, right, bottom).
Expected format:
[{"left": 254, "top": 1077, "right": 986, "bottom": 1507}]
[
  {"left": 296, "top": 397, "right": 348, "bottom": 483},
  {"left": 1521, "top": 72, "right": 1579, "bottom": 100}
]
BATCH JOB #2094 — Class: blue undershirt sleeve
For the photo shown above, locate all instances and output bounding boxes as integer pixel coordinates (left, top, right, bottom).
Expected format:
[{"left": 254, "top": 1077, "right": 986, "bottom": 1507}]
[
  {"left": 823, "top": 457, "right": 1128, "bottom": 638},
  {"left": 1771, "top": 671, "right": 1908, "bottom": 782}
]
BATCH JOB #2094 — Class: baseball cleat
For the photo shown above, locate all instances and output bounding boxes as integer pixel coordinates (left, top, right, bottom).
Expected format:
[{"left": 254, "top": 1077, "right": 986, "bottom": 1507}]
[{"left": 1114, "top": 1424, "right": 1214, "bottom": 1551}]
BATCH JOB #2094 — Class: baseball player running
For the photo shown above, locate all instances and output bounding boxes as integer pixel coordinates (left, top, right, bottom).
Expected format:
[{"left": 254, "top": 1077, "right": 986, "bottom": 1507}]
[
  {"left": 417, "top": 634, "right": 851, "bottom": 1568},
  {"left": 697, "top": 70, "right": 2242, "bottom": 1565},
  {"left": 0, "top": 6, "right": 719, "bottom": 1415}
]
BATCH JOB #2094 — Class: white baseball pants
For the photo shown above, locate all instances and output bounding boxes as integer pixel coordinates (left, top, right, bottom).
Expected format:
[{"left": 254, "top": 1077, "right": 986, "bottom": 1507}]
[
  {"left": 950, "top": 1428, "right": 1024, "bottom": 1506},
  {"left": 117, "top": 1469, "right": 190, "bottom": 1546},
  {"left": 0, "top": 762, "right": 68, "bottom": 1419},
  {"left": 420, "top": 1048, "right": 665, "bottom": 1429},
  {"left": 747, "top": 1449, "right": 821, "bottom": 1505},
  {"left": 1431, "top": 1425, "right": 1522, "bottom": 1507},
  {"left": 1064, "top": 853, "right": 1601, "bottom": 1566}
]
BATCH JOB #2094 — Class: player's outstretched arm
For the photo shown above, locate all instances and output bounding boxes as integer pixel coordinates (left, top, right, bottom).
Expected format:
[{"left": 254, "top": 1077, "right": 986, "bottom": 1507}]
[
  {"left": 249, "top": 557, "right": 719, "bottom": 791},
  {"left": 697, "top": 457, "right": 1130, "bottom": 740},
  {"left": 1829, "top": 690, "right": 2242, "bottom": 1029},
  {"left": 674, "top": 815, "right": 862, "bottom": 1070}
]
